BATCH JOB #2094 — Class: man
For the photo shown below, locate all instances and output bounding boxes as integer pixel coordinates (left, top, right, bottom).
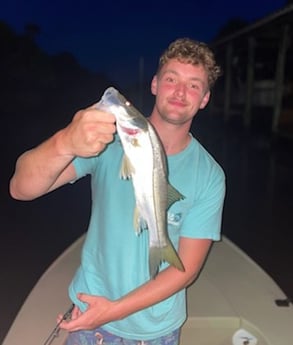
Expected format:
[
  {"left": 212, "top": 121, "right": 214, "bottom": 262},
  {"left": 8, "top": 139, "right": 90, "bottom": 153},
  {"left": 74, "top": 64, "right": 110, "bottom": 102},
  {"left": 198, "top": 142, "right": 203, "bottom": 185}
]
[{"left": 10, "top": 37, "right": 225, "bottom": 345}]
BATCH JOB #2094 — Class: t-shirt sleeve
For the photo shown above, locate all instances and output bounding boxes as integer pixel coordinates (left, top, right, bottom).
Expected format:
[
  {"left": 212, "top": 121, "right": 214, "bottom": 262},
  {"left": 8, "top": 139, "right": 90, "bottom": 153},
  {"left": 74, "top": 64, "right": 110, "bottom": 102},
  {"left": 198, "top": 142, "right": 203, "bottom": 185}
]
[{"left": 72, "top": 156, "right": 99, "bottom": 180}]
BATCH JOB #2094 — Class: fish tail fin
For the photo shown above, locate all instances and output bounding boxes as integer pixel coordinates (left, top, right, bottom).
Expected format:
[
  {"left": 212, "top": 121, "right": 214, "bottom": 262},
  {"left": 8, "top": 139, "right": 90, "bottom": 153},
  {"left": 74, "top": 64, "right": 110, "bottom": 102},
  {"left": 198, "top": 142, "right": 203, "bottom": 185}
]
[{"left": 149, "top": 241, "right": 185, "bottom": 279}]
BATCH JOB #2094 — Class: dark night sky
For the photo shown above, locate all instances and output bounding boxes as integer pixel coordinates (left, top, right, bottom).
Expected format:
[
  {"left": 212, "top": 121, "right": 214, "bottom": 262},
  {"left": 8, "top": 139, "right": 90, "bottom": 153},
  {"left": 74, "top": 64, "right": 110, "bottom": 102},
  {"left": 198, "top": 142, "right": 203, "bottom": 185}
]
[{"left": 1, "top": 0, "right": 288, "bottom": 86}]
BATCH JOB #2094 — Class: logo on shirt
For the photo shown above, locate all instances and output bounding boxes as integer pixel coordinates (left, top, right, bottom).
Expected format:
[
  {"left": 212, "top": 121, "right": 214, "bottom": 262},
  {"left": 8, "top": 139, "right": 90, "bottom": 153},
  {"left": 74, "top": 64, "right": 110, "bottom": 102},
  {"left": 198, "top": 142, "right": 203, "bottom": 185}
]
[{"left": 168, "top": 212, "right": 182, "bottom": 226}]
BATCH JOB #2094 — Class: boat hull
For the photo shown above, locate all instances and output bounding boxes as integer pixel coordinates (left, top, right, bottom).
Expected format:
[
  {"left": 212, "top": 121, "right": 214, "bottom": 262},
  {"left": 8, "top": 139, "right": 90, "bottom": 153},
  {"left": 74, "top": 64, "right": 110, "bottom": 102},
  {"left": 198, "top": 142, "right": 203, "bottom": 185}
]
[{"left": 3, "top": 235, "right": 293, "bottom": 345}]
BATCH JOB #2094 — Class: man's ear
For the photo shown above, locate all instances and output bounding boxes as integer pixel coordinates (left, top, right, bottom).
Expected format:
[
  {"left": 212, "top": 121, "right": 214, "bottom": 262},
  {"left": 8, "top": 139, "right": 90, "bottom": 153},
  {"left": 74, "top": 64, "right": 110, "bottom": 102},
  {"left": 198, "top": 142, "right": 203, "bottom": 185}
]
[
  {"left": 151, "top": 76, "right": 158, "bottom": 96},
  {"left": 199, "top": 90, "right": 211, "bottom": 109}
]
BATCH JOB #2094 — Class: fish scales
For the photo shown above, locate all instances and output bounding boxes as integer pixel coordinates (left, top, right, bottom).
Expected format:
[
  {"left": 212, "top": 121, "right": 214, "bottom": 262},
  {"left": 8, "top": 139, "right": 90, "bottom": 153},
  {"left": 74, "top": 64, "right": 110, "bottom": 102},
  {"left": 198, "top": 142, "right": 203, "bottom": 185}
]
[{"left": 96, "top": 87, "right": 185, "bottom": 278}]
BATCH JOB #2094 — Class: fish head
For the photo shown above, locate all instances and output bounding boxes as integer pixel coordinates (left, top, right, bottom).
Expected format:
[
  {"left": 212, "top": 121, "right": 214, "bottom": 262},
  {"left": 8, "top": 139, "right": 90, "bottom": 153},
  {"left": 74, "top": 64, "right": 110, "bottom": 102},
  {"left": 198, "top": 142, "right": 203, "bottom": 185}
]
[{"left": 98, "top": 87, "right": 148, "bottom": 138}]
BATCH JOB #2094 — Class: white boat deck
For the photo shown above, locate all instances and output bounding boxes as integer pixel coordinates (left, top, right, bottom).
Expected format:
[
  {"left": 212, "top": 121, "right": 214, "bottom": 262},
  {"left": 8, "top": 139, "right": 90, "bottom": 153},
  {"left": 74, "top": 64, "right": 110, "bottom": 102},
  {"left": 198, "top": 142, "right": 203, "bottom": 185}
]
[
  {"left": 182, "top": 237, "right": 293, "bottom": 345},
  {"left": 3, "top": 235, "right": 293, "bottom": 345}
]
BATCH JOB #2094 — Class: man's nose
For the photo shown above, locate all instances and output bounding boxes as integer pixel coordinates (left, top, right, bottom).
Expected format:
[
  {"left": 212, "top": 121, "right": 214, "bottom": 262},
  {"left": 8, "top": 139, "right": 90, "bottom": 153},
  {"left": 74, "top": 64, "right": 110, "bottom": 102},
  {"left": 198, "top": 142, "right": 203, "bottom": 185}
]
[{"left": 174, "top": 82, "right": 186, "bottom": 97}]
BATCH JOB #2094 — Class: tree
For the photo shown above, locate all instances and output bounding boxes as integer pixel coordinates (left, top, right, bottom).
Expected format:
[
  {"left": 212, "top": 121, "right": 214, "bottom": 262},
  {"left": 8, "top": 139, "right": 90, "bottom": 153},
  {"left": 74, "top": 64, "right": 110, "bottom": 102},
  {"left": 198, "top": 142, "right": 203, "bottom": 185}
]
[{"left": 24, "top": 23, "right": 40, "bottom": 41}]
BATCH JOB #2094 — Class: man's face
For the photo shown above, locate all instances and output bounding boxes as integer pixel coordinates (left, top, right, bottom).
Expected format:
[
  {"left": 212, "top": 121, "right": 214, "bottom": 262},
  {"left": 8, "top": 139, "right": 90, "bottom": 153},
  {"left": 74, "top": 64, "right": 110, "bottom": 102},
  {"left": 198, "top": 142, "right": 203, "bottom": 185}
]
[{"left": 151, "top": 59, "right": 210, "bottom": 126}]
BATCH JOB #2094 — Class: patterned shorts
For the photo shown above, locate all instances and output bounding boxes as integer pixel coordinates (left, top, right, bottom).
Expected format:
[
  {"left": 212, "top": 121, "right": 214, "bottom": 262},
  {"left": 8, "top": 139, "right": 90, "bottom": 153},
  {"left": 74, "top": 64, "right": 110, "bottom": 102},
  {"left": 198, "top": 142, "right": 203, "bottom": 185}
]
[{"left": 65, "top": 327, "right": 180, "bottom": 345}]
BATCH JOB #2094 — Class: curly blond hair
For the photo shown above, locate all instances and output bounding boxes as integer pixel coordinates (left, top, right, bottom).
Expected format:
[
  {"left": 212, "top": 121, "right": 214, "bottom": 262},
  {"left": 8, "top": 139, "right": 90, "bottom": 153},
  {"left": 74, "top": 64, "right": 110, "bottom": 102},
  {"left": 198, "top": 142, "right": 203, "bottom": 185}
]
[{"left": 157, "top": 37, "right": 221, "bottom": 89}]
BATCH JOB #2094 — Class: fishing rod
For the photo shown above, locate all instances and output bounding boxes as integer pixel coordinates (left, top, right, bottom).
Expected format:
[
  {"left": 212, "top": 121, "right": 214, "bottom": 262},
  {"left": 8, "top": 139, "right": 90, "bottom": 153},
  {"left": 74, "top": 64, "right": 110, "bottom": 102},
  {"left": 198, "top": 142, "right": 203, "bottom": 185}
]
[{"left": 43, "top": 304, "right": 75, "bottom": 345}]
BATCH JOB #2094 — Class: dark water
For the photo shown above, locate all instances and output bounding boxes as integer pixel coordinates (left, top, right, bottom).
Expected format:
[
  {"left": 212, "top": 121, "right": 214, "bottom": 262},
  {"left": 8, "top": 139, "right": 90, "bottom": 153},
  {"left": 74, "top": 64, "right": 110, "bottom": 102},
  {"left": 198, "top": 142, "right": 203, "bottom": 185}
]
[
  {"left": 193, "top": 112, "right": 293, "bottom": 301},
  {"left": 1, "top": 111, "right": 292, "bottom": 343}
]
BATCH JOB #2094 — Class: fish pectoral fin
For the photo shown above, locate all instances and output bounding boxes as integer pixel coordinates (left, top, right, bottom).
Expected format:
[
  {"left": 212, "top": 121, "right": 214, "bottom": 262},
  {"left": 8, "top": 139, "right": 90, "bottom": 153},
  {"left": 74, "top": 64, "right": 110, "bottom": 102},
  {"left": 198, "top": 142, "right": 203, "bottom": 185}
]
[
  {"left": 133, "top": 207, "right": 147, "bottom": 235},
  {"left": 149, "top": 240, "right": 185, "bottom": 279},
  {"left": 167, "top": 184, "right": 185, "bottom": 209},
  {"left": 120, "top": 154, "right": 135, "bottom": 179}
]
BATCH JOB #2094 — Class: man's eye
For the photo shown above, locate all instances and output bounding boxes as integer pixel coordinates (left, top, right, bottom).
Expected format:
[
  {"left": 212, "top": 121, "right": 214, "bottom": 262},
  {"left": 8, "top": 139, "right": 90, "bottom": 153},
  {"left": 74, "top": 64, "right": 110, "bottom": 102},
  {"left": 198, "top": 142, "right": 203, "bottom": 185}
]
[
  {"left": 191, "top": 83, "right": 200, "bottom": 90},
  {"left": 166, "top": 77, "right": 175, "bottom": 83}
]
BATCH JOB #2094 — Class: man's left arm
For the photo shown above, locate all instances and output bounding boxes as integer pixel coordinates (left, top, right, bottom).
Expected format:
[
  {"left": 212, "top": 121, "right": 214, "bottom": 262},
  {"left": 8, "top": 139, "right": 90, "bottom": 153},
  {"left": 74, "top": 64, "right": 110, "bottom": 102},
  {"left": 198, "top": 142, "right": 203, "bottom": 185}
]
[{"left": 59, "top": 237, "right": 212, "bottom": 331}]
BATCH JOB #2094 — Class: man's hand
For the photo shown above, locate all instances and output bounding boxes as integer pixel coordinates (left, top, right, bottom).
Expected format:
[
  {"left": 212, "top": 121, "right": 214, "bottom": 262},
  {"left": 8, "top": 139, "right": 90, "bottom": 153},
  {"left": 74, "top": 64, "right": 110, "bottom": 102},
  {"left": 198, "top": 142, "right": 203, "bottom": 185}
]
[
  {"left": 58, "top": 294, "right": 121, "bottom": 332},
  {"left": 59, "top": 107, "right": 116, "bottom": 158}
]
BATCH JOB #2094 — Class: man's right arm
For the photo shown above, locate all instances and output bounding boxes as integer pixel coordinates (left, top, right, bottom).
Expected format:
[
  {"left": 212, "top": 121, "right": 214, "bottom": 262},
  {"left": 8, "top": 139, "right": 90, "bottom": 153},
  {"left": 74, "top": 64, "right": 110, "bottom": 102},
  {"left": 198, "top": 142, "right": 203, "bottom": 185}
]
[
  {"left": 10, "top": 107, "right": 116, "bottom": 201},
  {"left": 10, "top": 129, "right": 77, "bottom": 200}
]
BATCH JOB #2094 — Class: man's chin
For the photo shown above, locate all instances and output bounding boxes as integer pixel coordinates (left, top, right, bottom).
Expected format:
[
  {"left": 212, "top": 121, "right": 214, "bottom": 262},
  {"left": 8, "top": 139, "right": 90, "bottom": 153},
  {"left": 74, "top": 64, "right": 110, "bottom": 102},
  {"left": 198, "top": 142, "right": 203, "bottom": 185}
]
[{"left": 163, "top": 114, "right": 191, "bottom": 126}]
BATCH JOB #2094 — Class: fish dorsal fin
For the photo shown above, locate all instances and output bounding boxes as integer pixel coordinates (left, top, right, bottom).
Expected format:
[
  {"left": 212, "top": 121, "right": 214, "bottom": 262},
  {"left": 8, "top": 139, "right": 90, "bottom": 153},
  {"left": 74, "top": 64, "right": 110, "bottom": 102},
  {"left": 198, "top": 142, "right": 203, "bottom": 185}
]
[
  {"left": 167, "top": 184, "right": 185, "bottom": 209},
  {"left": 120, "top": 154, "right": 135, "bottom": 179}
]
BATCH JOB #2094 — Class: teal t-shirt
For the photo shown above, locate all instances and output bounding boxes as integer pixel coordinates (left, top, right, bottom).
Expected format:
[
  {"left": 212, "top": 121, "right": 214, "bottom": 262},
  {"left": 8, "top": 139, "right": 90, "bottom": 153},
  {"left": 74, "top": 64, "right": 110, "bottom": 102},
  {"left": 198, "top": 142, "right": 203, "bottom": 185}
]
[{"left": 68, "top": 134, "right": 225, "bottom": 340}]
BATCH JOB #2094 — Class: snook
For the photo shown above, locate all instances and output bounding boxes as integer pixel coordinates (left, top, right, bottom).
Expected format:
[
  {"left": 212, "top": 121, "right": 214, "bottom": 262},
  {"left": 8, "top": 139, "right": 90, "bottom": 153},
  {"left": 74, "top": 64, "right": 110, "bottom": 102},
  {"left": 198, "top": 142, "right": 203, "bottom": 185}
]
[{"left": 96, "top": 87, "right": 185, "bottom": 278}]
